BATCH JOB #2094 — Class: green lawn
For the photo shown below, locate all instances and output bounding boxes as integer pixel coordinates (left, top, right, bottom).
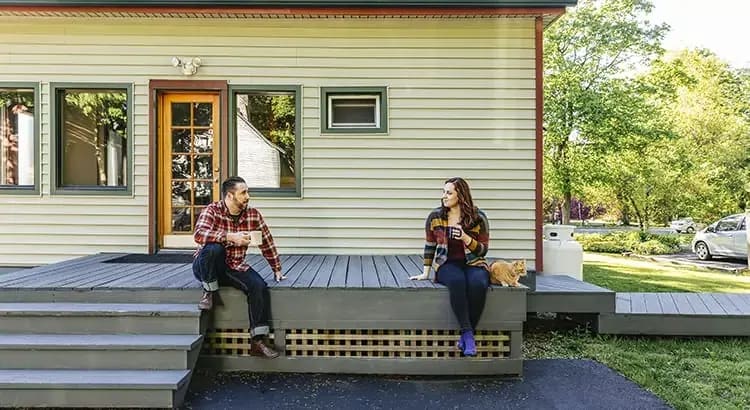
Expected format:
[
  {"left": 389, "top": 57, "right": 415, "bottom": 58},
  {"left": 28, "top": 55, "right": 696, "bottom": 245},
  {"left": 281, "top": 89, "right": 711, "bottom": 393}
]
[
  {"left": 525, "top": 253, "right": 750, "bottom": 410},
  {"left": 583, "top": 253, "right": 750, "bottom": 293}
]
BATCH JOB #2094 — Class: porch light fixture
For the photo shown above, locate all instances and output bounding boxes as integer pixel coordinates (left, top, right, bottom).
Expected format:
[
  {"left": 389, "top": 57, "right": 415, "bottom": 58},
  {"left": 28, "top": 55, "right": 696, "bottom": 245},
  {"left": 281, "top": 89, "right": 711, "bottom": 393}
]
[{"left": 171, "top": 56, "right": 202, "bottom": 76}]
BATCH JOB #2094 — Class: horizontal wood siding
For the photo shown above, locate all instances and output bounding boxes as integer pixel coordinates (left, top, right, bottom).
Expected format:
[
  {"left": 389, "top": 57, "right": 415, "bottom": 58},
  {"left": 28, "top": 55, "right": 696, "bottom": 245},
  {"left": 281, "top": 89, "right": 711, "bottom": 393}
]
[{"left": 0, "top": 17, "right": 537, "bottom": 267}]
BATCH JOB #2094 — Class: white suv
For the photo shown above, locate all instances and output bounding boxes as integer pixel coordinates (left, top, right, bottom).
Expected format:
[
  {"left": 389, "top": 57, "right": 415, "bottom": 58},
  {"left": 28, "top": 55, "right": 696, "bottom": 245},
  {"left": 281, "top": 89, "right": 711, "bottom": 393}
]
[{"left": 691, "top": 214, "right": 747, "bottom": 260}]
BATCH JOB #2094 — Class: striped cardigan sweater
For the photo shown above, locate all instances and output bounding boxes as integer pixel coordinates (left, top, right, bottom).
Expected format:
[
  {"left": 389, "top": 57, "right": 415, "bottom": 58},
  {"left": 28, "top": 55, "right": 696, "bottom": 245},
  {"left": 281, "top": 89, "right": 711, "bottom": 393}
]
[{"left": 423, "top": 207, "right": 490, "bottom": 280}]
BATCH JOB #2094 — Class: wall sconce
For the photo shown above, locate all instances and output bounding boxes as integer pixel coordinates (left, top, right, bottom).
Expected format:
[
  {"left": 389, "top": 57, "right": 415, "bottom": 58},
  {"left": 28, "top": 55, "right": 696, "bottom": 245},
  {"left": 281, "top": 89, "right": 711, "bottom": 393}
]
[{"left": 171, "top": 56, "right": 202, "bottom": 76}]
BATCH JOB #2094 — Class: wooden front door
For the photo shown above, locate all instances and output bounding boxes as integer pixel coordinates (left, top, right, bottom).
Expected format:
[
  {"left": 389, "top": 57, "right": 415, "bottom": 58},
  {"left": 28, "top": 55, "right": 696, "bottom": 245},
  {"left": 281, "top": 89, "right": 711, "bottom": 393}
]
[{"left": 158, "top": 93, "right": 221, "bottom": 248}]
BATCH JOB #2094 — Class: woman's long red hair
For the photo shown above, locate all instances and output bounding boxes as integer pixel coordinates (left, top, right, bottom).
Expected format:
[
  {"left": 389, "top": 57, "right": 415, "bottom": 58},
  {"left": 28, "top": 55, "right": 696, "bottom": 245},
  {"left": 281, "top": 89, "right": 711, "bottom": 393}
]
[{"left": 440, "top": 176, "right": 478, "bottom": 229}]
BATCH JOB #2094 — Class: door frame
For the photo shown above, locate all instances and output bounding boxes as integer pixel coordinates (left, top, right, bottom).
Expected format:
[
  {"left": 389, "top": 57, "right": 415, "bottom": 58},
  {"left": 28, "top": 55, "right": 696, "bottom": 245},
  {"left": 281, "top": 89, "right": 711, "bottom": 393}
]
[{"left": 148, "top": 80, "right": 228, "bottom": 253}]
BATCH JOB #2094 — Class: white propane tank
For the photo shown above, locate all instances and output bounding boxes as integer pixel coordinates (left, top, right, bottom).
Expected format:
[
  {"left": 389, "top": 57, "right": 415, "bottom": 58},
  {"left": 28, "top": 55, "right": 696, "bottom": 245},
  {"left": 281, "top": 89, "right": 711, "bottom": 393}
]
[{"left": 542, "top": 224, "right": 583, "bottom": 280}]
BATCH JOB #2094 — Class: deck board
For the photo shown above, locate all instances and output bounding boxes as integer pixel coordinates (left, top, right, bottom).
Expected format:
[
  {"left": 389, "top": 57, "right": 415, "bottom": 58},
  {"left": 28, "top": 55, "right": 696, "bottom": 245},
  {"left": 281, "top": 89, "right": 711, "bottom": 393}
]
[
  {"left": 346, "top": 255, "right": 363, "bottom": 288},
  {"left": 328, "top": 255, "right": 349, "bottom": 288},
  {"left": 309, "top": 255, "right": 337, "bottom": 288},
  {"left": 657, "top": 293, "right": 678, "bottom": 314},
  {"left": 373, "top": 256, "right": 398, "bottom": 288},
  {"left": 361, "top": 256, "right": 381, "bottom": 288},
  {"left": 384, "top": 256, "right": 415, "bottom": 289}
]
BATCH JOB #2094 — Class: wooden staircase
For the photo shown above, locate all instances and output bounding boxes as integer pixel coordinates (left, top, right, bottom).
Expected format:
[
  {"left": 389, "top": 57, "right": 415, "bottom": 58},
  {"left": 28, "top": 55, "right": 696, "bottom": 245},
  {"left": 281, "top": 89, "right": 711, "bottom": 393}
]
[{"left": 0, "top": 302, "right": 203, "bottom": 408}]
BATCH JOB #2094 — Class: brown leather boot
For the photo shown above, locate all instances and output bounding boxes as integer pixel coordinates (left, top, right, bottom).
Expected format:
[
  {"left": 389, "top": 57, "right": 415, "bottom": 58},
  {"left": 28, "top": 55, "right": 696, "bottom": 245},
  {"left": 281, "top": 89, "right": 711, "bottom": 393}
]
[
  {"left": 249, "top": 339, "right": 279, "bottom": 359},
  {"left": 198, "top": 291, "right": 213, "bottom": 310}
]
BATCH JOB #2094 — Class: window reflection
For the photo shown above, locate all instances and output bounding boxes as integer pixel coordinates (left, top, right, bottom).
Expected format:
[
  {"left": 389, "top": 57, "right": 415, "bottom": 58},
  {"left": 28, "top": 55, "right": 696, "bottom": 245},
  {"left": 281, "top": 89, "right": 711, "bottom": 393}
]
[
  {"left": 235, "top": 92, "right": 296, "bottom": 189},
  {"left": 58, "top": 88, "right": 128, "bottom": 188},
  {"left": 0, "top": 88, "right": 35, "bottom": 187}
]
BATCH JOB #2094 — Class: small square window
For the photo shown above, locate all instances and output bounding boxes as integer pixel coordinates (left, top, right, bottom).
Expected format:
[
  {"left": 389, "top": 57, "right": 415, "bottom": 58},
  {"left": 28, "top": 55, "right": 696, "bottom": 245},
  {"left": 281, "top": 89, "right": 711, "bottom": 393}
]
[{"left": 321, "top": 87, "right": 388, "bottom": 134}]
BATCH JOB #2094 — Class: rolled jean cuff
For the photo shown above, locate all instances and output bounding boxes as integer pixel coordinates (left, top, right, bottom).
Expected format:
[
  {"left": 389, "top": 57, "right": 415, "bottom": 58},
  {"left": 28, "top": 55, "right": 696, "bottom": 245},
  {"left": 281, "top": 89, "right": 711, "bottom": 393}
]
[
  {"left": 251, "top": 326, "right": 270, "bottom": 337},
  {"left": 202, "top": 281, "right": 219, "bottom": 292}
]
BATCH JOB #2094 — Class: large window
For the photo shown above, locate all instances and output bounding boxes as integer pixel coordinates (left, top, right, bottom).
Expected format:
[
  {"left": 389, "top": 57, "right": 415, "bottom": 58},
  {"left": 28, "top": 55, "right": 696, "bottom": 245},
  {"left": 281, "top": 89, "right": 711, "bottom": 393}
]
[
  {"left": 321, "top": 87, "right": 388, "bottom": 134},
  {"left": 51, "top": 84, "right": 132, "bottom": 194},
  {"left": 0, "top": 84, "right": 38, "bottom": 194},
  {"left": 231, "top": 85, "right": 301, "bottom": 196}
]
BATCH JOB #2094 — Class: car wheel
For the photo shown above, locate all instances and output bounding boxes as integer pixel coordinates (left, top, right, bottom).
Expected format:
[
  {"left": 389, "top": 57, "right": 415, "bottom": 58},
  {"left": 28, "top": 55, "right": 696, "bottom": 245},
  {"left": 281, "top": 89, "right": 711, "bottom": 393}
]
[
  {"left": 687, "top": 226, "right": 695, "bottom": 234},
  {"left": 694, "top": 241, "right": 712, "bottom": 261}
]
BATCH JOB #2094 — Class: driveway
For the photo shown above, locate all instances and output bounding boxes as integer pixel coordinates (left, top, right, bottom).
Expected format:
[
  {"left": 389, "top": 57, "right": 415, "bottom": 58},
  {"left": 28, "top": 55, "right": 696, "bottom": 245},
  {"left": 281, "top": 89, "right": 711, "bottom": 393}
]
[
  {"left": 184, "top": 359, "right": 670, "bottom": 410},
  {"left": 643, "top": 252, "right": 747, "bottom": 273}
]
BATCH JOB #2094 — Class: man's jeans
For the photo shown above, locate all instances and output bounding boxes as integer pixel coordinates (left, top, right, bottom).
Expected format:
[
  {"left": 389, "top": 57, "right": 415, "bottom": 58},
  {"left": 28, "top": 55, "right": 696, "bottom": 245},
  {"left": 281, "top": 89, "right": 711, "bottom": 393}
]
[{"left": 193, "top": 243, "right": 271, "bottom": 337}]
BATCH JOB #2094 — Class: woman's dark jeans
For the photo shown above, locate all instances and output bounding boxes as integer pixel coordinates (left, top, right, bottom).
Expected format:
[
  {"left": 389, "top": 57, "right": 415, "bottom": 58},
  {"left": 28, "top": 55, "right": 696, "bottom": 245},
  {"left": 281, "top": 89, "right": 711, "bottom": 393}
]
[{"left": 436, "top": 261, "right": 490, "bottom": 332}]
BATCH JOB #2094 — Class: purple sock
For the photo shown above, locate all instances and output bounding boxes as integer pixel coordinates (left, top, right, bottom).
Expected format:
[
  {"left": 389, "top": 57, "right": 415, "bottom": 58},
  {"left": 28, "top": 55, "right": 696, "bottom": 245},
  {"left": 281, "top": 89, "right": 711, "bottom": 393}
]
[{"left": 462, "top": 330, "right": 477, "bottom": 356}]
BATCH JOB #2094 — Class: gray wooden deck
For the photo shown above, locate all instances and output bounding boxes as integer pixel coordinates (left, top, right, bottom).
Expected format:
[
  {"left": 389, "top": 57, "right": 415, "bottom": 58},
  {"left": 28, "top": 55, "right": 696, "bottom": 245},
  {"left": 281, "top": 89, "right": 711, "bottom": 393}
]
[
  {"left": 528, "top": 274, "right": 615, "bottom": 314},
  {"left": 599, "top": 292, "right": 750, "bottom": 336},
  {"left": 4, "top": 253, "right": 749, "bottom": 337},
  {"left": 0, "top": 253, "right": 461, "bottom": 291}
]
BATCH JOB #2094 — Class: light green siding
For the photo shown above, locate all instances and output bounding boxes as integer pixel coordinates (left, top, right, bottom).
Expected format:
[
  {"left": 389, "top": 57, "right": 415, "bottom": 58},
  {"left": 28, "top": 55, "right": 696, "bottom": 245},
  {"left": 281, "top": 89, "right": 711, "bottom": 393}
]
[{"left": 0, "top": 17, "right": 538, "bottom": 267}]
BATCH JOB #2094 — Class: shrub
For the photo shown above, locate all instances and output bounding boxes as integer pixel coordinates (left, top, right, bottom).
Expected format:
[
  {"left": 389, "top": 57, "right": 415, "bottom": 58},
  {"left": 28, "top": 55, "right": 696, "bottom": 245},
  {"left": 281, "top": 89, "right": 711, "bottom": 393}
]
[{"left": 575, "top": 231, "right": 680, "bottom": 255}]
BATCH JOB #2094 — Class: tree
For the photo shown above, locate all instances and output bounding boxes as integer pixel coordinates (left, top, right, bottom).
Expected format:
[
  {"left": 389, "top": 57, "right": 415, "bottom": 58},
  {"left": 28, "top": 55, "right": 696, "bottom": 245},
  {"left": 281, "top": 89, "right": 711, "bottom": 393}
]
[{"left": 544, "top": 0, "right": 668, "bottom": 224}]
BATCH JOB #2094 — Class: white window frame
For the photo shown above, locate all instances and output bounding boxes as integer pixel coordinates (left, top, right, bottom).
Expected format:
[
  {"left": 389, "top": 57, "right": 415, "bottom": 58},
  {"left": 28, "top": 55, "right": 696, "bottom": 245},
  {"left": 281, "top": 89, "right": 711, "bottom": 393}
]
[{"left": 328, "top": 94, "right": 380, "bottom": 129}]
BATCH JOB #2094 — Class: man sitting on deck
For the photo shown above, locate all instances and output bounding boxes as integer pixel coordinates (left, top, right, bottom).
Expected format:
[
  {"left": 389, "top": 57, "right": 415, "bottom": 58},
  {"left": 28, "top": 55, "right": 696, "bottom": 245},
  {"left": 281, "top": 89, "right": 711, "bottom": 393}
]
[{"left": 193, "top": 176, "right": 286, "bottom": 359}]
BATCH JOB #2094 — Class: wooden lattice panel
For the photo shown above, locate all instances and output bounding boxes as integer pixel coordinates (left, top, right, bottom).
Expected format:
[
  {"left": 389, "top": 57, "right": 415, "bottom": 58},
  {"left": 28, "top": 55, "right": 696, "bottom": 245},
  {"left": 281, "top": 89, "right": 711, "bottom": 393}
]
[
  {"left": 202, "top": 329, "right": 276, "bottom": 356},
  {"left": 203, "top": 328, "right": 510, "bottom": 359}
]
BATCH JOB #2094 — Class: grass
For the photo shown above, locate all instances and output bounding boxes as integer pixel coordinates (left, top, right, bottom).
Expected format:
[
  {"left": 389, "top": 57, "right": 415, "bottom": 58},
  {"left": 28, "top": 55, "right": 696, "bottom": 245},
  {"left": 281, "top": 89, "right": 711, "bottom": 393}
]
[
  {"left": 583, "top": 253, "right": 750, "bottom": 293},
  {"left": 523, "top": 253, "right": 750, "bottom": 409}
]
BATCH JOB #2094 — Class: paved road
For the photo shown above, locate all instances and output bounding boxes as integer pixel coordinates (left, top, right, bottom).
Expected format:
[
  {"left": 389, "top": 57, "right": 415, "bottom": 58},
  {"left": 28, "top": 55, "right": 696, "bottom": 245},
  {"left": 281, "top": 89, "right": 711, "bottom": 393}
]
[
  {"left": 184, "top": 359, "right": 670, "bottom": 410},
  {"left": 574, "top": 226, "right": 676, "bottom": 235}
]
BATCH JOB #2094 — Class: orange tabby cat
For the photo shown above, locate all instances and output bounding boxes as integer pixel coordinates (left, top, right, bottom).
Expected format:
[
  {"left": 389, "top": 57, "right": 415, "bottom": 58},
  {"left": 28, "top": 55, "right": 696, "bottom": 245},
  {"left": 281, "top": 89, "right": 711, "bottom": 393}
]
[{"left": 488, "top": 260, "right": 527, "bottom": 287}]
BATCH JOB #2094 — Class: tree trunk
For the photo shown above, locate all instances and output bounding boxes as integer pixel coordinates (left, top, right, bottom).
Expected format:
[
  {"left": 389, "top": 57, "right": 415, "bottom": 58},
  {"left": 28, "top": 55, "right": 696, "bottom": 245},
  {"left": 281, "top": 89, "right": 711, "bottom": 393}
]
[
  {"left": 562, "top": 190, "right": 572, "bottom": 225},
  {"left": 95, "top": 125, "right": 106, "bottom": 186},
  {"left": 627, "top": 196, "right": 645, "bottom": 231}
]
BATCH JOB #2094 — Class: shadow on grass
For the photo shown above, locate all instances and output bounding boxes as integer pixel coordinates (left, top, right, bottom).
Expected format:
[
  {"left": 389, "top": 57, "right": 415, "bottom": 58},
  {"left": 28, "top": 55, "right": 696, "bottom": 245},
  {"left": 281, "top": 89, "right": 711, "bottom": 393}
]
[{"left": 583, "top": 264, "right": 750, "bottom": 293}]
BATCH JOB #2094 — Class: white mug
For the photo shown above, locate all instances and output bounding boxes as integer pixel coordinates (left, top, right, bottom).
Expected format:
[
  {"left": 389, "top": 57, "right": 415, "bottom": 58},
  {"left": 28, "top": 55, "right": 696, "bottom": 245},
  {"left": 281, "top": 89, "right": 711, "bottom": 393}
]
[{"left": 249, "top": 230, "right": 263, "bottom": 246}]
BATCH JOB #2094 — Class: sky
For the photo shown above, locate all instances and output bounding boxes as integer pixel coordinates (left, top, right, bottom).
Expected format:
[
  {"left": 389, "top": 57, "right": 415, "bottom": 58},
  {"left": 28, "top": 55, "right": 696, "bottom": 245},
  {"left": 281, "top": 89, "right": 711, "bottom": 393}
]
[{"left": 648, "top": 0, "right": 750, "bottom": 68}]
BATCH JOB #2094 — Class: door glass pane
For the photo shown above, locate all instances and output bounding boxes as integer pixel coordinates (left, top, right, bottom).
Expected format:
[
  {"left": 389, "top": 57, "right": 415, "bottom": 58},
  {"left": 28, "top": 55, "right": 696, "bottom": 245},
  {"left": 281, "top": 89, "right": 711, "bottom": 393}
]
[
  {"left": 194, "top": 181, "right": 212, "bottom": 205},
  {"left": 171, "top": 103, "right": 190, "bottom": 126},
  {"left": 171, "top": 180, "right": 192, "bottom": 206},
  {"left": 172, "top": 129, "right": 190, "bottom": 153},
  {"left": 172, "top": 207, "right": 192, "bottom": 232},
  {"left": 194, "top": 155, "right": 212, "bottom": 179},
  {"left": 171, "top": 155, "right": 190, "bottom": 179},
  {"left": 193, "top": 103, "right": 212, "bottom": 126},
  {"left": 193, "top": 129, "right": 213, "bottom": 153}
]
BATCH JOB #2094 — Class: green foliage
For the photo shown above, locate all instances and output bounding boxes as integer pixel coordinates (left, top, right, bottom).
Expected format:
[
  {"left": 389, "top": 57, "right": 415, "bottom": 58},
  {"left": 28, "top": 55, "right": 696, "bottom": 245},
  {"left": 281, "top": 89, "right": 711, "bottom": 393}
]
[
  {"left": 64, "top": 90, "right": 127, "bottom": 132},
  {"left": 544, "top": 0, "right": 669, "bottom": 224},
  {"left": 241, "top": 94, "right": 296, "bottom": 173},
  {"left": 545, "top": 0, "right": 750, "bottom": 227},
  {"left": 575, "top": 231, "right": 680, "bottom": 255}
]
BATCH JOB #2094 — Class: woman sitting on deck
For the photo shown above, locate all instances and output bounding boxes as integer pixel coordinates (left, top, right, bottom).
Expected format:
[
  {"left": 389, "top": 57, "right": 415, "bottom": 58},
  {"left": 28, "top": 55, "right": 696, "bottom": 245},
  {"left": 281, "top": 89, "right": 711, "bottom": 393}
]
[{"left": 411, "top": 177, "right": 490, "bottom": 357}]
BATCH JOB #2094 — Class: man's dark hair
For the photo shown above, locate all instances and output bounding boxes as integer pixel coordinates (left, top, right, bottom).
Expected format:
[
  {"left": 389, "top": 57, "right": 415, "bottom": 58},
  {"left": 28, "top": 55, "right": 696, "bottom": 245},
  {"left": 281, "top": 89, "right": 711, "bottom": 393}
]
[{"left": 222, "top": 176, "right": 246, "bottom": 197}]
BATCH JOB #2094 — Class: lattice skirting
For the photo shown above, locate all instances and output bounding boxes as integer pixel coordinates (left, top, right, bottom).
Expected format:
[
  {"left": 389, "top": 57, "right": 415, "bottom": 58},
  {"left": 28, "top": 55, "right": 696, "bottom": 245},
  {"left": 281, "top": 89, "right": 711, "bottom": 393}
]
[{"left": 203, "top": 328, "right": 511, "bottom": 359}]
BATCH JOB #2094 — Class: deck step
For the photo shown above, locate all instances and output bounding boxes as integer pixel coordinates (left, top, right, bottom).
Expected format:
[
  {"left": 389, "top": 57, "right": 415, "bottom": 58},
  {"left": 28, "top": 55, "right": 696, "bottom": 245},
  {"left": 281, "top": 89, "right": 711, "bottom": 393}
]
[
  {"left": 0, "top": 369, "right": 191, "bottom": 408},
  {"left": 0, "top": 334, "right": 203, "bottom": 370},
  {"left": 0, "top": 303, "right": 201, "bottom": 334}
]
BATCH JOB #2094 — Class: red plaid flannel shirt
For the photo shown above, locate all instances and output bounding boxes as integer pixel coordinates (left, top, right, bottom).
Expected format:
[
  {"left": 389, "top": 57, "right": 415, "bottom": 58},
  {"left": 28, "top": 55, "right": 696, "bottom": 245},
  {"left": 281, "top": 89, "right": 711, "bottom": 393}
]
[{"left": 193, "top": 201, "right": 281, "bottom": 273}]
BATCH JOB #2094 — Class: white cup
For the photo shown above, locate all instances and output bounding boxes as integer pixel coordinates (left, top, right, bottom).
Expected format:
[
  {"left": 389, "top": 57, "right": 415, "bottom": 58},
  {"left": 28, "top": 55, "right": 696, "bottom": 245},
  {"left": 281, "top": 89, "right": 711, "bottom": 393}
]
[{"left": 249, "top": 230, "right": 263, "bottom": 246}]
